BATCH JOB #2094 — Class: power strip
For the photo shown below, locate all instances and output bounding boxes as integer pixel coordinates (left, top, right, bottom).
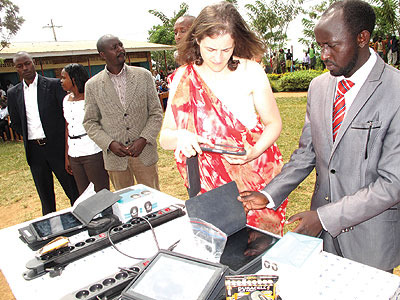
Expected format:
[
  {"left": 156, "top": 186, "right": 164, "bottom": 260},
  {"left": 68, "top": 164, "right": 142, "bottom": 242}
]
[{"left": 23, "top": 205, "right": 185, "bottom": 280}]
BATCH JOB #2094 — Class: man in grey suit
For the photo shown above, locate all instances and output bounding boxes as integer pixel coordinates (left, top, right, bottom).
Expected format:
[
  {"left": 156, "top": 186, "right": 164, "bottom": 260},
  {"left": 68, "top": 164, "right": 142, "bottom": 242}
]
[
  {"left": 238, "top": 0, "right": 400, "bottom": 272},
  {"left": 83, "top": 35, "right": 163, "bottom": 191}
]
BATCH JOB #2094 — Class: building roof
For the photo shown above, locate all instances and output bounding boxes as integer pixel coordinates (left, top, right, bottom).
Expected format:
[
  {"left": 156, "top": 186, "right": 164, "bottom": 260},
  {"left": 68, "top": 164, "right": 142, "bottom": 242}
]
[{"left": 0, "top": 40, "right": 175, "bottom": 59}]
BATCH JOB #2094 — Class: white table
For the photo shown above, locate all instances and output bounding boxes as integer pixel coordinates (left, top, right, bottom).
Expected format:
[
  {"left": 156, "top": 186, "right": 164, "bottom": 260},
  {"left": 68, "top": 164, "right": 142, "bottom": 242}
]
[{"left": 1, "top": 185, "right": 399, "bottom": 300}]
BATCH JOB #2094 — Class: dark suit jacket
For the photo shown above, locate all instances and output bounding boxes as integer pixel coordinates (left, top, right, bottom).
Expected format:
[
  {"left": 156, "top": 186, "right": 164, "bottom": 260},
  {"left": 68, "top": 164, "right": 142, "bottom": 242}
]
[{"left": 7, "top": 74, "right": 67, "bottom": 165}]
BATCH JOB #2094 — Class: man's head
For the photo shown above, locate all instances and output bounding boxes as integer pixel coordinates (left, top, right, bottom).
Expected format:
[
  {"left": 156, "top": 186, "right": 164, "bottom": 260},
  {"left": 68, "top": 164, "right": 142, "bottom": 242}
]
[
  {"left": 96, "top": 34, "right": 126, "bottom": 71},
  {"left": 174, "top": 15, "right": 195, "bottom": 44},
  {"left": 315, "top": 0, "right": 375, "bottom": 77},
  {"left": 13, "top": 52, "right": 36, "bottom": 84}
]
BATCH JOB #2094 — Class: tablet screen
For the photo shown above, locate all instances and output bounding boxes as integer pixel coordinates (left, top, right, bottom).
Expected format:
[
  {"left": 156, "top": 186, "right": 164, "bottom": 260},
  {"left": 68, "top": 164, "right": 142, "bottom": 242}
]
[
  {"left": 31, "top": 212, "right": 82, "bottom": 238},
  {"left": 220, "top": 227, "right": 278, "bottom": 273}
]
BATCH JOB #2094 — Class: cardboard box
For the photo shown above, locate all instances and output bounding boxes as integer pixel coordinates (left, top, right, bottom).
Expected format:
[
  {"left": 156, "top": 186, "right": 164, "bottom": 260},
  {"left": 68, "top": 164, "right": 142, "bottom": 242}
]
[
  {"left": 261, "top": 231, "right": 322, "bottom": 277},
  {"left": 225, "top": 274, "right": 279, "bottom": 300}
]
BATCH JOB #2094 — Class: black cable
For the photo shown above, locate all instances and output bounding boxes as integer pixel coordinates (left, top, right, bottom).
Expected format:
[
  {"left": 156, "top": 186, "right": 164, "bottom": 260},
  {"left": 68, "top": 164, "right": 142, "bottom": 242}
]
[{"left": 106, "top": 216, "right": 160, "bottom": 260}]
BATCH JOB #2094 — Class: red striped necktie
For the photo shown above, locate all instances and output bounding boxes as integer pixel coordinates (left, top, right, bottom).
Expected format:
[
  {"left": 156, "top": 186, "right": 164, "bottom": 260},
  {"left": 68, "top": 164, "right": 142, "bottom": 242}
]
[{"left": 333, "top": 79, "right": 354, "bottom": 141}]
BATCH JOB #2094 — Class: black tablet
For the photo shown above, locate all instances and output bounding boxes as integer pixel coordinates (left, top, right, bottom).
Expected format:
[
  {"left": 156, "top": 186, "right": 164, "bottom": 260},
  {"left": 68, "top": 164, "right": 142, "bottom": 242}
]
[{"left": 19, "top": 212, "right": 84, "bottom": 243}]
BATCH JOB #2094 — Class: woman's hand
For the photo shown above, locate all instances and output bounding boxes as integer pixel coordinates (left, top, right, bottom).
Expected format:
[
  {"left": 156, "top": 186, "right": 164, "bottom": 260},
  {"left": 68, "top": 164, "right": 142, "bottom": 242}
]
[
  {"left": 174, "top": 129, "right": 213, "bottom": 161},
  {"left": 223, "top": 143, "right": 256, "bottom": 165}
]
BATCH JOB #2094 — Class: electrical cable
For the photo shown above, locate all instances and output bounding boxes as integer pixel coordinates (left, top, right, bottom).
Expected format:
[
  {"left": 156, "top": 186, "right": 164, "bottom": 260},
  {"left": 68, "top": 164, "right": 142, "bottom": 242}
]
[{"left": 107, "top": 216, "right": 160, "bottom": 260}]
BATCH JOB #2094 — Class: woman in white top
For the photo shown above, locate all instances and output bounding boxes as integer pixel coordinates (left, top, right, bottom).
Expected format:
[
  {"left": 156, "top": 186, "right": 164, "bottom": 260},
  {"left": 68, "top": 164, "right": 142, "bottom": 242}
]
[
  {"left": 61, "top": 63, "right": 109, "bottom": 195},
  {"left": 159, "top": 2, "right": 288, "bottom": 234}
]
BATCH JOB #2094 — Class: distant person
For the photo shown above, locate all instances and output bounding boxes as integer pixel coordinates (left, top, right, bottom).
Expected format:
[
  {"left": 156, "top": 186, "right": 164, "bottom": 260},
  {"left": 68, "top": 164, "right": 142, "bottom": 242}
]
[
  {"left": 285, "top": 49, "right": 293, "bottom": 72},
  {"left": 7, "top": 52, "right": 79, "bottom": 215},
  {"left": 278, "top": 49, "right": 286, "bottom": 73},
  {"left": 160, "top": 2, "right": 287, "bottom": 235},
  {"left": 302, "top": 52, "right": 310, "bottom": 69},
  {"left": 374, "top": 36, "right": 384, "bottom": 59},
  {"left": 61, "top": 63, "right": 109, "bottom": 195},
  {"left": 271, "top": 52, "right": 278, "bottom": 74},
  {"left": 387, "top": 35, "right": 398, "bottom": 66},
  {"left": 83, "top": 35, "right": 163, "bottom": 191},
  {"left": 0, "top": 99, "right": 10, "bottom": 141},
  {"left": 309, "top": 43, "right": 316, "bottom": 69},
  {"left": 238, "top": 0, "right": 400, "bottom": 272}
]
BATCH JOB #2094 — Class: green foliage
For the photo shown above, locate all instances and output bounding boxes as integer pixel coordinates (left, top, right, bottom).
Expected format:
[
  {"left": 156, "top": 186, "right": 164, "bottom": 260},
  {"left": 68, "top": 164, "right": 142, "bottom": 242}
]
[
  {"left": 147, "top": 2, "right": 188, "bottom": 71},
  {"left": 268, "top": 70, "right": 326, "bottom": 92},
  {"left": 370, "top": 0, "right": 400, "bottom": 37},
  {"left": 245, "top": 0, "right": 304, "bottom": 55},
  {"left": 0, "top": 0, "right": 24, "bottom": 49}
]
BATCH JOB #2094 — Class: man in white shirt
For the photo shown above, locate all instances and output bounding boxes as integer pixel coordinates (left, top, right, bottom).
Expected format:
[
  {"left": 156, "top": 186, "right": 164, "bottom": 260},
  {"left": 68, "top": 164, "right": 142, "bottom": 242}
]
[
  {"left": 238, "top": 0, "right": 400, "bottom": 273},
  {"left": 7, "top": 52, "right": 79, "bottom": 215}
]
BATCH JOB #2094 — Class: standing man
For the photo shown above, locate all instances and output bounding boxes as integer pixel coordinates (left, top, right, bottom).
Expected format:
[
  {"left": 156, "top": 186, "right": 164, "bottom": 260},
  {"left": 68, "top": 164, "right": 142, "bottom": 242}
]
[
  {"left": 285, "top": 49, "right": 293, "bottom": 72},
  {"left": 238, "top": 0, "right": 400, "bottom": 272},
  {"left": 83, "top": 35, "right": 163, "bottom": 191},
  {"left": 8, "top": 52, "right": 79, "bottom": 215},
  {"left": 309, "top": 43, "right": 316, "bottom": 69},
  {"left": 387, "top": 35, "right": 398, "bottom": 66}
]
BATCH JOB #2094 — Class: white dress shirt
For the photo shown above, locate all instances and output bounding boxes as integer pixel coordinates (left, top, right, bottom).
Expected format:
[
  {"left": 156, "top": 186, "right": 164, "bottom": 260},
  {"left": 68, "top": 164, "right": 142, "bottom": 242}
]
[{"left": 23, "top": 74, "right": 46, "bottom": 140}]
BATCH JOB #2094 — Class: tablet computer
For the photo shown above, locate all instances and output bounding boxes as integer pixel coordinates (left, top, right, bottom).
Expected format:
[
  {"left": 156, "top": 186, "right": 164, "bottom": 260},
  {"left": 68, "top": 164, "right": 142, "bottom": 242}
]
[{"left": 19, "top": 211, "right": 84, "bottom": 244}]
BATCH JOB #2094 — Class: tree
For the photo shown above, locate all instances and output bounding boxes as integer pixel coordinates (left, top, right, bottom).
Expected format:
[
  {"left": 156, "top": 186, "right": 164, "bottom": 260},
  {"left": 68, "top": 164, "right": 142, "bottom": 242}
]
[
  {"left": 298, "top": 0, "right": 336, "bottom": 48},
  {"left": 370, "top": 0, "right": 400, "bottom": 38},
  {"left": 245, "top": 0, "right": 304, "bottom": 56},
  {"left": 0, "top": 0, "right": 24, "bottom": 50},
  {"left": 148, "top": 2, "right": 189, "bottom": 72}
]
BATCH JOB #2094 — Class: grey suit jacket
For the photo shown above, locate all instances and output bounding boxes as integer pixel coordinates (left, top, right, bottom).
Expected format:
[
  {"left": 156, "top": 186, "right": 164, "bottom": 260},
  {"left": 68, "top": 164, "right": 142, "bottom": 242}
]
[
  {"left": 83, "top": 65, "right": 163, "bottom": 171},
  {"left": 264, "top": 54, "right": 400, "bottom": 270}
]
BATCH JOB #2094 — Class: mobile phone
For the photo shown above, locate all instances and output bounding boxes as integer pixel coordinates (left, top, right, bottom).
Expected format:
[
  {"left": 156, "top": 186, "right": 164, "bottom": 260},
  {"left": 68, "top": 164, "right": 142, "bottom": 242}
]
[{"left": 200, "top": 144, "right": 246, "bottom": 156}]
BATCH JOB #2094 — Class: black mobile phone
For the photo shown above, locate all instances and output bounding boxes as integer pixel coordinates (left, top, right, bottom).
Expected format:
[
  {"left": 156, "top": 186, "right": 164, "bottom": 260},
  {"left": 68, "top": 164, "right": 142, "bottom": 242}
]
[{"left": 200, "top": 143, "right": 246, "bottom": 156}]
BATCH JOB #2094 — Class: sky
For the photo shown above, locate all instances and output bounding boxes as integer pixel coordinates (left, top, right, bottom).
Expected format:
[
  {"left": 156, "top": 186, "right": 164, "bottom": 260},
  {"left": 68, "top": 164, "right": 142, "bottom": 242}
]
[{"left": 9, "top": 0, "right": 315, "bottom": 60}]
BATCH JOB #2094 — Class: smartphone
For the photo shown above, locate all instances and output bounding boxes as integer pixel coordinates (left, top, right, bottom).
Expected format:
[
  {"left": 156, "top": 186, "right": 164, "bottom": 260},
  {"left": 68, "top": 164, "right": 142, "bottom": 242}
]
[{"left": 200, "top": 144, "right": 246, "bottom": 156}]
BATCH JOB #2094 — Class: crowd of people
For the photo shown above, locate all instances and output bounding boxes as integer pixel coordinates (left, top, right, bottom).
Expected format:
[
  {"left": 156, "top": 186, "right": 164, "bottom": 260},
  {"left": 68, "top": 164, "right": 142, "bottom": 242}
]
[{"left": 3, "top": 0, "right": 400, "bottom": 274}]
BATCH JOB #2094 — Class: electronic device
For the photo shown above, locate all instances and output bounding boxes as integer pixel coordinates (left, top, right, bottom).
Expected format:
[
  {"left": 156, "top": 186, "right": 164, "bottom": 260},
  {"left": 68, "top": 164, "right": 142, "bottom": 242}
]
[
  {"left": 19, "top": 212, "right": 85, "bottom": 248},
  {"left": 186, "top": 181, "right": 279, "bottom": 275},
  {"left": 19, "top": 189, "right": 121, "bottom": 250},
  {"left": 220, "top": 226, "right": 278, "bottom": 275},
  {"left": 200, "top": 144, "right": 246, "bottom": 156},
  {"left": 121, "top": 250, "right": 229, "bottom": 300},
  {"left": 23, "top": 205, "right": 185, "bottom": 280},
  {"left": 61, "top": 259, "right": 150, "bottom": 300}
]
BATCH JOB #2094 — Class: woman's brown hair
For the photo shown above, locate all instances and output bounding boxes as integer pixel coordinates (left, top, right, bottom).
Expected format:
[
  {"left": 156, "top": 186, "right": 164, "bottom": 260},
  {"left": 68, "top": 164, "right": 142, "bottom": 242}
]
[{"left": 176, "top": 1, "right": 266, "bottom": 71}]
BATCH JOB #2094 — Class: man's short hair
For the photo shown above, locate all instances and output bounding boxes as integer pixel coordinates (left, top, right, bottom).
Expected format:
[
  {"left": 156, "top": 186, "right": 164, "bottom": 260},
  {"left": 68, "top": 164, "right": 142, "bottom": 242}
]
[
  {"left": 13, "top": 51, "right": 33, "bottom": 64},
  {"left": 323, "top": 0, "right": 375, "bottom": 37},
  {"left": 96, "top": 34, "right": 117, "bottom": 53}
]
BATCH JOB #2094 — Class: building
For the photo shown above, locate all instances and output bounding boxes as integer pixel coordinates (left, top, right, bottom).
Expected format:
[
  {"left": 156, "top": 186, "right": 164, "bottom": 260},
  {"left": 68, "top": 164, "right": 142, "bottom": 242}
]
[{"left": 0, "top": 40, "right": 175, "bottom": 89}]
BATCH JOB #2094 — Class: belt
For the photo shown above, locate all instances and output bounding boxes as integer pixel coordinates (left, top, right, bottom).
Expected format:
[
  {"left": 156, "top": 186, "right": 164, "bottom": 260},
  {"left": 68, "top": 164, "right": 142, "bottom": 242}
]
[
  {"left": 68, "top": 133, "right": 88, "bottom": 139},
  {"left": 28, "top": 138, "right": 47, "bottom": 146}
]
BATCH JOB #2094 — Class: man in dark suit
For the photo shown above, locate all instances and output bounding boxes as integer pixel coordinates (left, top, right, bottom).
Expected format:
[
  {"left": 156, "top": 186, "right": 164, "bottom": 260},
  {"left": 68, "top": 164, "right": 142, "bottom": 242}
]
[
  {"left": 8, "top": 52, "right": 79, "bottom": 215},
  {"left": 238, "top": 0, "right": 400, "bottom": 272}
]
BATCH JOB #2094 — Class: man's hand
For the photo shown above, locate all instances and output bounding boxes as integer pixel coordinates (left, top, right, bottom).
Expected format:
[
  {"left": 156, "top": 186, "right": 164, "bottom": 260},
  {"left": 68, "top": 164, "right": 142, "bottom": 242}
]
[
  {"left": 109, "top": 141, "right": 130, "bottom": 157},
  {"left": 287, "top": 211, "right": 322, "bottom": 237},
  {"left": 127, "top": 137, "right": 146, "bottom": 157},
  {"left": 238, "top": 191, "right": 269, "bottom": 214}
]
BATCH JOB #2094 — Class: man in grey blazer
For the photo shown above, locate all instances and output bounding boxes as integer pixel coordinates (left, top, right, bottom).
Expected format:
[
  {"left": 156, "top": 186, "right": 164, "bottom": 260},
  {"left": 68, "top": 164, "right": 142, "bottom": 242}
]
[
  {"left": 238, "top": 0, "right": 400, "bottom": 272},
  {"left": 83, "top": 35, "right": 163, "bottom": 191}
]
